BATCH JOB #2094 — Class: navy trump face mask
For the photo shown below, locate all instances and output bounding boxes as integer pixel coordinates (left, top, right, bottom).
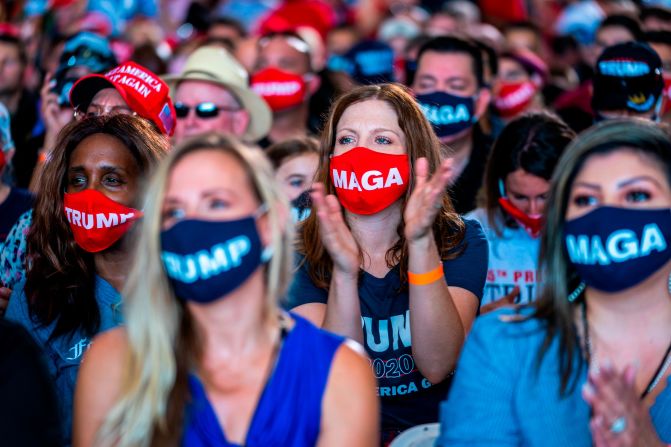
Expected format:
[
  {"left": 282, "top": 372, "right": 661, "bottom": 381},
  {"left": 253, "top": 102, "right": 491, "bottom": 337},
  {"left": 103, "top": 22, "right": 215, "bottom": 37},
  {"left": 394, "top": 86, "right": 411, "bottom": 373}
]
[
  {"left": 161, "top": 211, "right": 270, "bottom": 303},
  {"left": 416, "top": 91, "right": 476, "bottom": 138},
  {"left": 564, "top": 206, "right": 671, "bottom": 293}
]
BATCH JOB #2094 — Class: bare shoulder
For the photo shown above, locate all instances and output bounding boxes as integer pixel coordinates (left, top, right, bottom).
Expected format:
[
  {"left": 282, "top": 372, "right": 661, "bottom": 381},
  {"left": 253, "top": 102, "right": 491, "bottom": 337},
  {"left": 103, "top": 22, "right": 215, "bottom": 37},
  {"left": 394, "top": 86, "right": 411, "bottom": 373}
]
[
  {"left": 319, "top": 340, "right": 379, "bottom": 447},
  {"left": 85, "top": 327, "right": 129, "bottom": 369},
  {"left": 74, "top": 327, "right": 131, "bottom": 447}
]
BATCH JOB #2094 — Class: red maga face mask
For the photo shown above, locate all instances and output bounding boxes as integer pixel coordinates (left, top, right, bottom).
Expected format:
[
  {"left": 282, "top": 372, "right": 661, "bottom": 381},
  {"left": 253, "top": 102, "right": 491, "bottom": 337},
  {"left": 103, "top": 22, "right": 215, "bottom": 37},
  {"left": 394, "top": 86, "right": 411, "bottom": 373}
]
[
  {"left": 493, "top": 80, "right": 538, "bottom": 118},
  {"left": 63, "top": 189, "right": 143, "bottom": 253},
  {"left": 498, "top": 197, "right": 543, "bottom": 238},
  {"left": 329, "top": 146, "right": 409, "bottom": 215},
  {"left": 251, "top": 67, "right": 307, "bottom": 112}
]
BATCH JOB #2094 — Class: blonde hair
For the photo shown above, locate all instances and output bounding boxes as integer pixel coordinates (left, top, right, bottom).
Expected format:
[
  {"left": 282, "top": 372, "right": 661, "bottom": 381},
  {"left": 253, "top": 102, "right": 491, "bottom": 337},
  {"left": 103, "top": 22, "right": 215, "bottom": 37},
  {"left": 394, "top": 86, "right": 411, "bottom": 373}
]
[{"left": 97, "top": 133, "right": 294, "bottom": 446}]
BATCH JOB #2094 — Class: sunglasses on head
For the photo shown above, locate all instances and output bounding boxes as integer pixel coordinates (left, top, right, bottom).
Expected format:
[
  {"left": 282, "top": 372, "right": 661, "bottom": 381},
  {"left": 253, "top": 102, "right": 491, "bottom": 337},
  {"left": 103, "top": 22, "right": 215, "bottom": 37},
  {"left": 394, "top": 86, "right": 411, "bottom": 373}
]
[{"left": 174, "top": 102, "right": 242, "bottom": 119}]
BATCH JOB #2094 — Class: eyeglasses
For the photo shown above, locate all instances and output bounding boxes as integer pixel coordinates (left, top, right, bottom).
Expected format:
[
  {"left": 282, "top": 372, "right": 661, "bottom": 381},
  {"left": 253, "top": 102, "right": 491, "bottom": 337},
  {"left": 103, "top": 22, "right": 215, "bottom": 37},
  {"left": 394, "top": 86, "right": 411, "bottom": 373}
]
[
  {"left": 174, "top": 102, "right": 242, "bottom": 119},
  {"left": 74, "top": 104, "right": 137, "bottom": 120}
]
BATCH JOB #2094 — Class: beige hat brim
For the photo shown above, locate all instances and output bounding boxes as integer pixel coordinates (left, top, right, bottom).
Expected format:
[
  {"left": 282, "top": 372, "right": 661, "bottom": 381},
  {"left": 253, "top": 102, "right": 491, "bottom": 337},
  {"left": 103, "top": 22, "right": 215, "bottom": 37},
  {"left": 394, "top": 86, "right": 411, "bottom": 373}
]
[{"left": 164, "top": 73, "right": 272, "bottom": 142}]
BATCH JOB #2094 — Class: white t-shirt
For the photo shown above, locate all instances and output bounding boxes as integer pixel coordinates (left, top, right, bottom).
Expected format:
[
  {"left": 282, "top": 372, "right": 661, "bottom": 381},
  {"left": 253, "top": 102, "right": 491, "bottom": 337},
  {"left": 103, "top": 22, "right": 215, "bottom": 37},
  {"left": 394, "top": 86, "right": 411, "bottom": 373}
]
[{"left": 466, "top": 208, "right": 540, "bottom": 306}]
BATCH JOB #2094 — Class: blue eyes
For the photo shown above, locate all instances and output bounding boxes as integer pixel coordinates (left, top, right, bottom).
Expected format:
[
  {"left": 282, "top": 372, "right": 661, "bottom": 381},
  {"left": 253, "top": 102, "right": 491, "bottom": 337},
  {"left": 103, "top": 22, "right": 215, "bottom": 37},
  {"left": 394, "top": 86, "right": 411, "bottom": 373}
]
[
  {"left": 337, "top": 136, "right": 393, "bottom": 145},
  {"left": 627, "top": 190, "right": 651, "bottom": 202}
]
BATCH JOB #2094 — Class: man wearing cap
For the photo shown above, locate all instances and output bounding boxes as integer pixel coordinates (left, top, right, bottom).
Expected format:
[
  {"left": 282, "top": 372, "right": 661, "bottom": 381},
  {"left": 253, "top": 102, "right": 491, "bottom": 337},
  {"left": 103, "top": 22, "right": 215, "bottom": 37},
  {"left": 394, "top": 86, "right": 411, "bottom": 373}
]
[
  {"left": 592, "top": 41, "right": 665, "bottom": 121},
  {"left": 69, "top": 61, "right": 176, "bottom": 135},
  {"left": 165, "top": 46, "right": 271, "bottom": 145},
  {"left": 251, "top": 32, "right": 320, "bottom": 147},
  {"left": 412, "top": 36, "right": 492, "bottom": 214},
  {"left": 28, "top": 60, "right": 174, "bottom": 191}
]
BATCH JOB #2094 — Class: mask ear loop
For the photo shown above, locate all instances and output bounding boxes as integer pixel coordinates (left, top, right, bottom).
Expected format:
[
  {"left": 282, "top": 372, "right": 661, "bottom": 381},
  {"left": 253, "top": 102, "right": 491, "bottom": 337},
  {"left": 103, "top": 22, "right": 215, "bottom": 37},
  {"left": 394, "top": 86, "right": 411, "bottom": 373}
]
[
  {"left": 498, "top": 179, "right": 507, "bottom": 198},
  {"left": 653, "top": 94, "right": 663, "bottom": 122}
]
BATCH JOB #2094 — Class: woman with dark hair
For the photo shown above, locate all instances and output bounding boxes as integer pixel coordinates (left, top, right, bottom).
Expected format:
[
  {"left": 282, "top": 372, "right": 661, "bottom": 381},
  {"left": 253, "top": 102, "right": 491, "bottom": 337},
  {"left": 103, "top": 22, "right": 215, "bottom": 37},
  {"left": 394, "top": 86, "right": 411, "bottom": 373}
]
[
  {"left": 288, "top": 83, "right": 488, "bottom": 440},
  {"left": 439, "top": 119, "right": 671, "bottom": 445},
  {"left": 468, "top": 112, "right": 575, "bottom": 310},
  {"left": 5, "top": 114, "right": 168, "bottom": 445}
]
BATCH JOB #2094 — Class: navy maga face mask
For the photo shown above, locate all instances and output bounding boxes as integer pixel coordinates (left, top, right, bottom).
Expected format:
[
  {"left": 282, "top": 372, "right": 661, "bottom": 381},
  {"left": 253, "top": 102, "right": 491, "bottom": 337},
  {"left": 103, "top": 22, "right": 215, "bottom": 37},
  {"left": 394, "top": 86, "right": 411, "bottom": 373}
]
[
  {"left": 564, "top": 206, "right": 671, "bottom": 293},
  {"left": 416, "top": 91, "right": 477, "bottom": 138},
  {"left": 161, "top": 211, "right": 270, "bottom": 303}
]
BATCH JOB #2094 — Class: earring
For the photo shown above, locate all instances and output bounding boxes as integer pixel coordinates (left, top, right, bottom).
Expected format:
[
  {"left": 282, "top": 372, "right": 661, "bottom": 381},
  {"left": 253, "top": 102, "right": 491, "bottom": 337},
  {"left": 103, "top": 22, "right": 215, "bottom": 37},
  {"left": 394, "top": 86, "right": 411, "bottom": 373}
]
[
  {"left": 568, "top": 282, "right": 586, "bottom": 302},
  {"left": 667, "top": 271, "right": 671, "bottom": 295}
]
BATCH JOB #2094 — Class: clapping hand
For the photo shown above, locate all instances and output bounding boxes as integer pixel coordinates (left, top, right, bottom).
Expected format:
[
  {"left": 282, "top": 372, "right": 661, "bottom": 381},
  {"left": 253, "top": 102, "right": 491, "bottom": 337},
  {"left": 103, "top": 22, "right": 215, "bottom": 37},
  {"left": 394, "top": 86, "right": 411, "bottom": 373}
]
[
  {"left": 310, "top": 183, "right": 359, "bottom": 277},
  {"left": 583, "top": 362, "right": 666, "bottom": 447},
  {"left": 403, "top": 157, "right": 453, "bottom": 242}
]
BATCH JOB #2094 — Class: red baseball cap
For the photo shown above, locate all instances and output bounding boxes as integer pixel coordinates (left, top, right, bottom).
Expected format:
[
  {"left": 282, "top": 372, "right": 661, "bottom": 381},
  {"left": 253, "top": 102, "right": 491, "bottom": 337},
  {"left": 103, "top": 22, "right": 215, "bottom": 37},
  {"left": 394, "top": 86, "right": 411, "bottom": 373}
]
[{"left": 69, "top": 61, "right": 176, "bottom": 136}]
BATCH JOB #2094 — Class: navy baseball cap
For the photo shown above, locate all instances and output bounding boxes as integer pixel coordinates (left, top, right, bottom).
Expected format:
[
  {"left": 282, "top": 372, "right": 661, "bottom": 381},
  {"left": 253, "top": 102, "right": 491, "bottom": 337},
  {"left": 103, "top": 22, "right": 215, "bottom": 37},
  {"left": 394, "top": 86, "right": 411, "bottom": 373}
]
[{"left": 592, "top": 41, "right": 664, "bottom": 113}]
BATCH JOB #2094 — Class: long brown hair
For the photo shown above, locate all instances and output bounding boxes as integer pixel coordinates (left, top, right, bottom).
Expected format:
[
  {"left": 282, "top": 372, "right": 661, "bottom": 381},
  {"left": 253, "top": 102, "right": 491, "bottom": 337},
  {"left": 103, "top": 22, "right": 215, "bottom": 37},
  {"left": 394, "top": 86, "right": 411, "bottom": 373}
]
[
  {"left": 532, "top": 119, "right": 671, "bottom": 394},
  {"left": 25, "top": 115, "right": 169, "bottom": 341},
  {"left": 298, "top": 83, "right": 465, "bottom": 288}
]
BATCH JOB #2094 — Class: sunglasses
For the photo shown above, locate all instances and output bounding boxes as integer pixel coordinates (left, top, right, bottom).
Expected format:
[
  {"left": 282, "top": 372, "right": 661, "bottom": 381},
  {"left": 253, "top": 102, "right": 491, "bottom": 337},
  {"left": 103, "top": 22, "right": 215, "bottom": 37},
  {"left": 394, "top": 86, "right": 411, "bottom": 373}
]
[{"left": 174, "top": 102, "right": 242, "bottom": 119}]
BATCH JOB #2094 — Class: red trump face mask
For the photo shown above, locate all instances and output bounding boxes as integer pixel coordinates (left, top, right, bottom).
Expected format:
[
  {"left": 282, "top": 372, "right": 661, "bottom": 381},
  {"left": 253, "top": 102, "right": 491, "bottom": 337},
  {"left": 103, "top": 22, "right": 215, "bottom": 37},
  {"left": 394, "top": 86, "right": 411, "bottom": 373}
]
[
  {"left": 329, "top": 146, "right": 409, "bottom": 215},
  {"left": 63, "top": 189, "right": 143, "bottom": 252},
  {"left": 251, "top": 67, "right": 307, "bottom": 112}
]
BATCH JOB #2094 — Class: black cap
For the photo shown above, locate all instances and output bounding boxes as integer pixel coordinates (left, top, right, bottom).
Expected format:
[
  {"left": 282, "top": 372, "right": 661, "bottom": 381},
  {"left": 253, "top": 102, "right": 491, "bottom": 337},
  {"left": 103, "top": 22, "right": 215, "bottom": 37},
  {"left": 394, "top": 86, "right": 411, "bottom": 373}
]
[{"left": 592, "top": 42, "right": 664, "bottom": 114}]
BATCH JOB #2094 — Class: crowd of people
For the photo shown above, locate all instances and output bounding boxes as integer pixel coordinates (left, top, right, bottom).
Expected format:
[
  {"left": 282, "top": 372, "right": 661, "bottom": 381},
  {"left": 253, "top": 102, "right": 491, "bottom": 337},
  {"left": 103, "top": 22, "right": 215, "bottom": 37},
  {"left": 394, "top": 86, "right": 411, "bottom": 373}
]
[{"left": 0, "top": 0, "right": 670, "bottom": 446}]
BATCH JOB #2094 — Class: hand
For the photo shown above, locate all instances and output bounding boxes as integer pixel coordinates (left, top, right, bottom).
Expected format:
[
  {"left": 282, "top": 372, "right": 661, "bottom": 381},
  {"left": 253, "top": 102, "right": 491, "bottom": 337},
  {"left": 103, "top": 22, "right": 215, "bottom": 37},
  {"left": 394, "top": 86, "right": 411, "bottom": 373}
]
[
  {"left": 311, "top": 183, "right": 359, "bottom": 277},
  {"left": 40, "top": 73, "right": 72, "bottom": 151},
  {"left": 403, "top": 157, "right": 453, "bottom": 242},
  {"left": 0, "top": 287, "right": 11, "bottom": 317},
  {"left": 480, "top": 286, "right": 520, "bottom": 314},
  {"left": 583, "top": 362, "right": 665, "bottom": 447}
]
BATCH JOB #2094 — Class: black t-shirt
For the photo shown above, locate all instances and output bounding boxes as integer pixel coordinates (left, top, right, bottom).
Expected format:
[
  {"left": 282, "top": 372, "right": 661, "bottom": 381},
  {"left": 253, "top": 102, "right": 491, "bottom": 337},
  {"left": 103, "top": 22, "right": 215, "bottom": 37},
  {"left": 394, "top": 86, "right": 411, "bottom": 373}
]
[
  {"left": 0, "top": 187, "right": 33, "bottom": 243},
  {"left": 288, "top": 218, "right": 489, "bottom": 431},
  {"left": 448, "top": 127, "right": 492, "bottom": 215}
]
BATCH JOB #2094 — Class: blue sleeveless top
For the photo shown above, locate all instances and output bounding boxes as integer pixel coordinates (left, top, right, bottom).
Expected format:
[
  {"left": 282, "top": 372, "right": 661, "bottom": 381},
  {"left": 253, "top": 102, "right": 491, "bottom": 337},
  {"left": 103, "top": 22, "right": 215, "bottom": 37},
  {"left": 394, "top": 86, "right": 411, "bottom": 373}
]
[{"left": 182, "top": 314, "right": 345, "bottom": 447}]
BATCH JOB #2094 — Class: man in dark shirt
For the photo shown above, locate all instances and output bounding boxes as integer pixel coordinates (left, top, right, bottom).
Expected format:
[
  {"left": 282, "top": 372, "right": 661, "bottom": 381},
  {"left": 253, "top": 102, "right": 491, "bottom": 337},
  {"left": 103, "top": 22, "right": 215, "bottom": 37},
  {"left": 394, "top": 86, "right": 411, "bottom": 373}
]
[{"left": 412, "top": 36, "right": 493, "bottom": 214}]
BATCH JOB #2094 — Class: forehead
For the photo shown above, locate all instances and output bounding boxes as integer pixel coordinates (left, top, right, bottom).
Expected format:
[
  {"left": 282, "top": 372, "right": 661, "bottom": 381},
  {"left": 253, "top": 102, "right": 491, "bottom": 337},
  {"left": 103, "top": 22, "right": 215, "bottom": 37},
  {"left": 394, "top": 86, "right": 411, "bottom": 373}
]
[
  {"left": 70, "top": 133, "right": 132, "bottom": 164},
  {"left": 337, "top": 99, "right": 400, "bottom": 129},
  {"left": 416, "top": 51, "right": 476, "bottom": 80},
  {"left": 574, "top": 148, "right": 667, "bottom": 184},
  {"left": 167, "top": 149, "right": 252, "bottom": 194},
  {"left": 0, "top": 41, "right": 19, "bottom": 57},
  {"left": 174, "top": 80, "right": 240, "bottom": 104},
  {"left": 91, "top": 88, "right": 126, "bottom": 106}
]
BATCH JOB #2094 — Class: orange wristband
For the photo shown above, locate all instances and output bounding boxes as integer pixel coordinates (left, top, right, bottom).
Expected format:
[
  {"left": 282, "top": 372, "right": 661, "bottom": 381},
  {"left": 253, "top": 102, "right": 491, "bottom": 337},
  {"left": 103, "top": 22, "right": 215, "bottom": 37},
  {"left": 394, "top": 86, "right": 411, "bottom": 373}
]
[{"left": 408, "top": 265, "right": 444, "bottom": 286}]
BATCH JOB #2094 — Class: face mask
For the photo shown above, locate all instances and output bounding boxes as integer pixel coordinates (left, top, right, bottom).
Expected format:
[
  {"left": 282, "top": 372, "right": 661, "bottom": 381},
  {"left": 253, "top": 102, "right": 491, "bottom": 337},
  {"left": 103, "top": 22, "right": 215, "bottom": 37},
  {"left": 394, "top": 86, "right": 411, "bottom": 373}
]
[
  {"left": 416, "top": 91, "right": 477, "bottom": 138},
  {"left": 63, "top": 190, "right": 143, "bottom": 253},
  {"left": 290, "top": 189, "right": 312, "bottom": 222},
  {"left": 160, "top": 210, "right": 271, "bottom": 303},
  {"left": 564, "top": 206, "right": 671, "bottom": 293},
  {"left": 330, "top": 146, "right": 409, "bottom": 215},
  {"left": 0, "top": 150, "right": 5, "bottom": 172},
  {"left": 662, "top": 75, "right": 671, "bottom": 116},
  {"left": 493, "top": 80, "right": 538, "bottom": 118},
  {"left": 498, "top": 179, "right": 543, "bottom": 238},
  {"left": 251, "top": 67, "right": 307, "bottom": 112}
]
